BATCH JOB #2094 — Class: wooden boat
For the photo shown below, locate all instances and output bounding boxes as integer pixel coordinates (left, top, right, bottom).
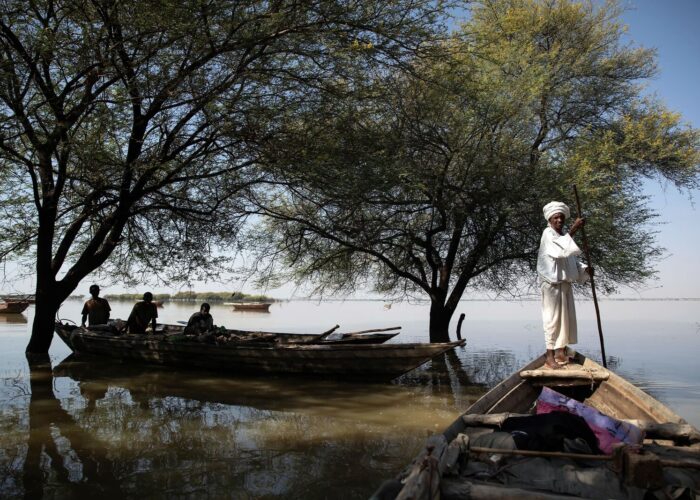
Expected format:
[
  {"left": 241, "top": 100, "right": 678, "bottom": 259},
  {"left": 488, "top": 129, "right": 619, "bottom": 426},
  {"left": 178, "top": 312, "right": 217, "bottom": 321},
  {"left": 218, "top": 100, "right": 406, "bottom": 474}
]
[
  {"left": 0, "top": 300, "right": 30, "bottom": 314},
  {"left": 54, "top": 322, "right": 464, "bottom": 379},
  {"left": 376, "top": 350, "right": 700, "bottom": 499},
  {"left": 164, "top": 323, "right": 401, "bottom": 345},
  {"left": 1, "top": 294, "right": 35, "bottom": 304},
  {"left": 231, "top": 302, "right": 272, "bottom": 312}
]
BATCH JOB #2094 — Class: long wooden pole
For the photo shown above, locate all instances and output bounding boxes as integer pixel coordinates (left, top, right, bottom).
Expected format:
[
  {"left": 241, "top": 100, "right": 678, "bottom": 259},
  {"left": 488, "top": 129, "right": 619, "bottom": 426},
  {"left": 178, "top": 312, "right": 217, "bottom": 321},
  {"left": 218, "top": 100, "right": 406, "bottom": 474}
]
[{"left": 573, "top": 185, "right": 607, "bottom": 368}]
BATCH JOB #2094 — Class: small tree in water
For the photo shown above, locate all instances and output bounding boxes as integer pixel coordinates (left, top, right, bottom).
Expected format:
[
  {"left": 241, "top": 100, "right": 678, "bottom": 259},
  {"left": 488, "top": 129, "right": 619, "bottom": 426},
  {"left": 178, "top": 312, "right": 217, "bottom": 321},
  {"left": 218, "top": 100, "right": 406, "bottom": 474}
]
[{"left": 253, "top": 0, "right": 700, "bottom": 342}]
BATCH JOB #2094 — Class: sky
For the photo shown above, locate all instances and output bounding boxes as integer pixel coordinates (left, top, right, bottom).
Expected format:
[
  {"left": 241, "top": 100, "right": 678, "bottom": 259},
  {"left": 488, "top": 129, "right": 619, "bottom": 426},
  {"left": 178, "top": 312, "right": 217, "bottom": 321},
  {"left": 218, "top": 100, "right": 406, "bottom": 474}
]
[
  {"left": 613, "top": 0, "right": 700, "bottom": 297},
  {"left": 2, "top": 0, "right": 699, "bottom": 300}
]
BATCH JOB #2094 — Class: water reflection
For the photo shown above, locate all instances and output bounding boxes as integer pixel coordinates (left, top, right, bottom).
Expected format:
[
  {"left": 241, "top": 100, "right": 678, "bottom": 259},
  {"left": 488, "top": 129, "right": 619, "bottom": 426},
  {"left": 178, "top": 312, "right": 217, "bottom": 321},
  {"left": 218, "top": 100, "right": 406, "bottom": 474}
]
[
  {"left": 0, "top": 314, "right": 27, "bottom": 324},
  {"left": 0, "top": 353, "right": 486, "bottom": 499},
  {"left": 23, "top": 355, "right": 122, "bottom": 499}
]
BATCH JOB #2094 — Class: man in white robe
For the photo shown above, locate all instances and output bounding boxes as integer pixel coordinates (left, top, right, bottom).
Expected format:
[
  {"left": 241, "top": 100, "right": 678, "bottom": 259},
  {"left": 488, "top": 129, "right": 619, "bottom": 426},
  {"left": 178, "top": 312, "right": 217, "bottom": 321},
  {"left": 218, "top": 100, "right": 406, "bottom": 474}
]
[{"left": 538, "top": 201, "right": 592, "bottom": 369}]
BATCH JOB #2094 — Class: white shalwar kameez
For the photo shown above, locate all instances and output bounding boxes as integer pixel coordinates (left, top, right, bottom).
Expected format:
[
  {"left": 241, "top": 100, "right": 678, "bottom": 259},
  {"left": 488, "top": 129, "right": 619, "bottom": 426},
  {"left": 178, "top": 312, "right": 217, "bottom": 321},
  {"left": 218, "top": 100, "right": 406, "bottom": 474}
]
[{"left": 537, "top": 226, "right": 589, "bottom": 350}]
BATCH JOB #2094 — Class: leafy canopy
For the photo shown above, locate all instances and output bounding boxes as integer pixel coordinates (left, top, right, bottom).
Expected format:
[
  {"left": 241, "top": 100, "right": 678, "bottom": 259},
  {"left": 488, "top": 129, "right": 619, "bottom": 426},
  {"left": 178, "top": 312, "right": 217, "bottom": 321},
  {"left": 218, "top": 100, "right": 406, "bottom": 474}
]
[{"left": 253, "top": 0, "right": 699, "bottom": 318}]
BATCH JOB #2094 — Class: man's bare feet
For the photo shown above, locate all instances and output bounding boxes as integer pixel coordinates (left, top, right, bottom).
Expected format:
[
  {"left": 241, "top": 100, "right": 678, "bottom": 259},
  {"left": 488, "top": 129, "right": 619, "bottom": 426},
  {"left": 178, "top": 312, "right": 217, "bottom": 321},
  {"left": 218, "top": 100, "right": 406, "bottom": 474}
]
[
  {"left": 545, "top": 350, "right": 561, "bottom": 369},
  {"left": 554, "top": 347, "right": 570, "bottom": 365}
]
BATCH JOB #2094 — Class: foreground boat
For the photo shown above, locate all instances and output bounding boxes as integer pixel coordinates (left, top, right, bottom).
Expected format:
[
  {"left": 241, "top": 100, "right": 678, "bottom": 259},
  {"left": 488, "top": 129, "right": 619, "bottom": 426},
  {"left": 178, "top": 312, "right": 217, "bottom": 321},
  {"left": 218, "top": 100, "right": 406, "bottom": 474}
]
[
  {"left": 375, "top": 350, "right": 700, "bottom": 499},
  {"left": 54, "top": 323, "right": 464, "bottom": 379},
  {"left": 0, "top": 300, "right": 30, "bottom": 314}
]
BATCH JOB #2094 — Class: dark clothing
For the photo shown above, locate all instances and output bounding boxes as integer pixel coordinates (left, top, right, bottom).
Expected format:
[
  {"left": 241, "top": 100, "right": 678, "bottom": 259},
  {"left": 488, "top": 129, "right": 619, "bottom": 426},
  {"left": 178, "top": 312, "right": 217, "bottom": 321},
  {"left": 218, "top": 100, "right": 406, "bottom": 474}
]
[
  {"left": 501, "top": 411, "right": 601, "bottom": 454},
  {"left": 81, "top": 298, "right": 111, "bottom": 326},
  {"left": 184, "top": 311, "right": 214, "bottom": 335},
  {"left": 127, "top": 301, "right": 158, "bottom": 334}
]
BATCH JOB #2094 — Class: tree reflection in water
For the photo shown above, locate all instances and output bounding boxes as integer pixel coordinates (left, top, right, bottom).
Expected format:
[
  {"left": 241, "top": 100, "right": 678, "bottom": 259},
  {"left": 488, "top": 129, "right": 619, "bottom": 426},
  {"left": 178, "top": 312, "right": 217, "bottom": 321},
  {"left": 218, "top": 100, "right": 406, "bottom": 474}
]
[
  {"left": 0, "top": 348, "right": 632, "bottom": 498},
  {"left": 23, "top": 354, "right": 122, "bottom": 499},
  {"left": 1, "top": 353, "right": 471, "bottom": 499}
]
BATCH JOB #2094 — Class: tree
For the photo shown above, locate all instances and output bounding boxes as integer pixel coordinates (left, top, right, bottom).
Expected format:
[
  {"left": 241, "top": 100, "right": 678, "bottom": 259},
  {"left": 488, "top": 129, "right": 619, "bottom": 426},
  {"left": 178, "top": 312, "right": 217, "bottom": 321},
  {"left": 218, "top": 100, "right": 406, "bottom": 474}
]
[
  {"left": 252, "top": 0, "right": 700, "bottom": 342},
  {"left": 0, "top": 0, "right": 447, "bottom": 353}
]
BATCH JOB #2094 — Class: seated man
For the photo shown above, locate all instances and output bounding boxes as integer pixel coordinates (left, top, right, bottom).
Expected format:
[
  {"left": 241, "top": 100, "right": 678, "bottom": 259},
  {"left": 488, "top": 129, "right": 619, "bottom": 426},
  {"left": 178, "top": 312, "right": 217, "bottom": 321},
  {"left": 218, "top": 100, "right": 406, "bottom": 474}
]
[
  {"left": 81, "top": 285, "right": 111, "bottom": 327},
  {"left": 127, "top": 292, "right": 158, "bottom": 334},
  {"left": 184, "top": 303, "right": 214, "bottom": 335}
]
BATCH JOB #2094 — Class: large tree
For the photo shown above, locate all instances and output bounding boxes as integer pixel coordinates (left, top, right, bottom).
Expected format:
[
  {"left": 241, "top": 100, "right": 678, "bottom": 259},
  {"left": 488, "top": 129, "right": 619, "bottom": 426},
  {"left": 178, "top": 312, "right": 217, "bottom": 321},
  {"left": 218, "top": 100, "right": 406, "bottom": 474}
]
[
  {"left": 253, "top": 0, "right": 700, "bottom": 342},
  {"left": 0, "top": 0, "right": 446, "bottom": 353}
]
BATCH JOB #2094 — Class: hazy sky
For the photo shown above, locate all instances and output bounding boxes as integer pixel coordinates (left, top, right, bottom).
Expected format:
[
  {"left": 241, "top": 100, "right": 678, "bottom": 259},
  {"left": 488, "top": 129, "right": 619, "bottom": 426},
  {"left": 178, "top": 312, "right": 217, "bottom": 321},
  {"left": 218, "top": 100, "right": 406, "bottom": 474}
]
[{"left": 3, "top": 1, "right": 699, "bottom": 299}]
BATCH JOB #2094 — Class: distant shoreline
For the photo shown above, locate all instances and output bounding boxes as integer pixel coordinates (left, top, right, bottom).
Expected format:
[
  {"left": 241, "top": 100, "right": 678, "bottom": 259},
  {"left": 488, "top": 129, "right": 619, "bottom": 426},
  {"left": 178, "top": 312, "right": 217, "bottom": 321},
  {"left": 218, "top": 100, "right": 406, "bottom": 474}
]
[{"left": 63, "top": 296, "right": 700, "bottom": 303}]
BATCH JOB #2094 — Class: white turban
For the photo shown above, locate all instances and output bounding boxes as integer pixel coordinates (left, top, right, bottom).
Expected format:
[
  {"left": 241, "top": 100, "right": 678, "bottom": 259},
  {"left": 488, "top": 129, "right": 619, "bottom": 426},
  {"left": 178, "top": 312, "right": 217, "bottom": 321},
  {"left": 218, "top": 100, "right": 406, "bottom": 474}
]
[{"left": 543, "top": 201, "right": 570, "bottom": 221}]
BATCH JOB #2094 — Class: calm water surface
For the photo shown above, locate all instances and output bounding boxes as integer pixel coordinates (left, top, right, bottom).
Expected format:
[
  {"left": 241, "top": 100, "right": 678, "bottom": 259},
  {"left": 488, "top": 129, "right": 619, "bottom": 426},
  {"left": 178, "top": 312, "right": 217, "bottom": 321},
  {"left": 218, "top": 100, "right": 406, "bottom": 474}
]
[{"left": 0, "top": 298, "right": 698, "bottom": 498}]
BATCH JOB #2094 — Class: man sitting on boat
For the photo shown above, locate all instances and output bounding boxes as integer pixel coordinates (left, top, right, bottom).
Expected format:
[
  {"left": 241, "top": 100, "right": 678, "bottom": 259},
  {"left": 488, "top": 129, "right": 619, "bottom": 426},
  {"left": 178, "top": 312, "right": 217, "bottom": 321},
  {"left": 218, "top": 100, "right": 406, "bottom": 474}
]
[
  {"left": 184, "top": 303, "right": 214, "bottom": 335},
  {"left": 81, "top": 284, "right": 111, "bottom": 327},
  {"left": 537, "top": 201, "right": 593, "bottom": 369},
  {"left": 127, "top": 292, "right": 158, "bottom": 334}
]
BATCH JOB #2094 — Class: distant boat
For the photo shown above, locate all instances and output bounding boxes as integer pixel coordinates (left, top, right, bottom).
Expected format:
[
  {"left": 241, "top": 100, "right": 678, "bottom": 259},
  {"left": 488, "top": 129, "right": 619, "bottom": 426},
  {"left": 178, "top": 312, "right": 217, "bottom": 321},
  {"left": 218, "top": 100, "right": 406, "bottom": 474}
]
[
  {"left": 377, "top": 350, "right": 700, "bottom": 499},
  {"left": 231, "top": 302, "right": 272, "bottom": 312},
  {"left": 1, "top": 294, "right": 34, "bottom": 304},
  {"left": 54, "top": 322, "right": 464, "bottom": 379},
  {"left": 0, "top": 300, "right": 30, "bottom": 314}
]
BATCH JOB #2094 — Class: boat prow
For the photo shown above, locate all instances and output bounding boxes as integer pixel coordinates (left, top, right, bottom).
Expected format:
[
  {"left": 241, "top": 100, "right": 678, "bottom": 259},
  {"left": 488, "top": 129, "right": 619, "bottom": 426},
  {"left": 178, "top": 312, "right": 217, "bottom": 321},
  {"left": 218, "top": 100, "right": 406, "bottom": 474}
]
[{"left": 376, "top": 350, "right": 700, "bottom": 499}]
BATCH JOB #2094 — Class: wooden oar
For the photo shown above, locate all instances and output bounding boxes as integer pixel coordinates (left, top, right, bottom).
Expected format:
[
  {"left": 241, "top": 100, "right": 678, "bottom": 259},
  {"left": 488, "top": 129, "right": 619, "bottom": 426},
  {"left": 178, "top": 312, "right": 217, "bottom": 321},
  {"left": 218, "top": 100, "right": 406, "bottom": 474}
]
[
  {"left": 573, "top": 185, "right": 608, "bottom": 368},
  {"left": 307, "top": 324, "right": 340, "bottom": 344},
  {"left": 339, "top": 326, "right": 401, "bottom": 335}
]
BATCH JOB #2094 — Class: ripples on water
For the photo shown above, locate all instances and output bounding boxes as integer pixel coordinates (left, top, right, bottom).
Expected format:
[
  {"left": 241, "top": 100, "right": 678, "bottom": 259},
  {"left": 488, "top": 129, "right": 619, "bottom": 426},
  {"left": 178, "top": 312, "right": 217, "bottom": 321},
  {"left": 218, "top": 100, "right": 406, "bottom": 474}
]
[{"left": 0, "top": 299, "right": 698, "bottom": 498}]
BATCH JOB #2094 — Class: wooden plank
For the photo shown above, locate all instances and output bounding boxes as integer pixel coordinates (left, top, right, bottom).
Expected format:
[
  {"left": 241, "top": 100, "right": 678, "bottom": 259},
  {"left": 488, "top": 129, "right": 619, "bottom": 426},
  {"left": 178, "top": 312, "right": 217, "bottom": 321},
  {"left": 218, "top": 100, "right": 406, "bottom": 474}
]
[
  {"left": 469, "top": 447, "right": 612, "bottom": 461},
  {"left": 488, "top": 381, "right": 540, "bottom": 414},
  {"left": 626, "top": 420, "right": 700, "bottom": 444},
  {"left": 520, "top": 369, "right": 609, "bottom": 380},
  {"left": 581, "top": 357, "right": 685, "bottom": 424},
  {"left": 462, "top": 413, "right": 531, "bottom": 427},
  {"left": 466, "top": 355, "right": 545, "bottom": 415}
]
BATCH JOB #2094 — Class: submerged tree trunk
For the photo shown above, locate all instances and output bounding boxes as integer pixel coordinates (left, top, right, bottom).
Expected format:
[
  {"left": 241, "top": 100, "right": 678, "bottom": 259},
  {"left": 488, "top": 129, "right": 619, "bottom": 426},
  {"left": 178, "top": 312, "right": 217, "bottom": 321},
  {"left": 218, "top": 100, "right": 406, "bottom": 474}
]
[
  {"left": 27, "top": 246, "right": 72, "bottom": 355},
  {"left": 428, "top": 299, "right": 455, "bottom": 343},
  {"left": 26, "top": 288, "right": 63, "bottom": 355}
]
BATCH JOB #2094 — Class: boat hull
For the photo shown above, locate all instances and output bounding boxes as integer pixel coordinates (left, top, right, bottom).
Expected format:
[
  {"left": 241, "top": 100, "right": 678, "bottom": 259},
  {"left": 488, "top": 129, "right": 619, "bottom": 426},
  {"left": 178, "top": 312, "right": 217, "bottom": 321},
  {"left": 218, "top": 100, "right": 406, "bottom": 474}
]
[
  {"left": 55, "top": 324, "right": 464, "bottom": 379},
  {"left": 0, "top": 300, "right": 30, "bottom": 314},
  {"left": 231, "top": 302, "right": 271, "bottom": 312}
]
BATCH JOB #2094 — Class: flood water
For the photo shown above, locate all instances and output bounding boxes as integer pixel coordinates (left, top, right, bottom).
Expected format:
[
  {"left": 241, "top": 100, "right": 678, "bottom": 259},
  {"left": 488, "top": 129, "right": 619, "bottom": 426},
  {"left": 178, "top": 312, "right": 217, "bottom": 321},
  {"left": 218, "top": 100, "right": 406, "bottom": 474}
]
[{"left": 1, "top": 298, "right": 698, "bottom": 498}]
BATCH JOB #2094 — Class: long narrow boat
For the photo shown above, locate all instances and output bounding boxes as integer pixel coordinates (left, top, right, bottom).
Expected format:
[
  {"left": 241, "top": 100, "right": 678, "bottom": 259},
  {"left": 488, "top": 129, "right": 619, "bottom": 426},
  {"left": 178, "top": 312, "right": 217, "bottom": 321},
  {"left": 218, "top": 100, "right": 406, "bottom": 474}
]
[
  {"left": 160, "top": 323, "right": 401, "bottom": 345},
  {"left": 231, "top": 302, "right": 272, "bottom": 312},
  {"left": 0, "top": 300, "right": 30, "bottom": 314},
  {"left": 54, "top": 323, "right": 464, "bottom": 379},
  {"left": 375, "top": 350, "right": 700, "bottom": 499},
  {"left": 1, "top": 294, "right": 35, "bottom": 304}
]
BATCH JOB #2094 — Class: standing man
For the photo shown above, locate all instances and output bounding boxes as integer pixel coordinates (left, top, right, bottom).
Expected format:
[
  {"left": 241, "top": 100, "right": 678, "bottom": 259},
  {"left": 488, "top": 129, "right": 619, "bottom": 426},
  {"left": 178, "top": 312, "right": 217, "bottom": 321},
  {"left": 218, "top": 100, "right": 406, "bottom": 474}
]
[
  {"left": 127, "top": 292, "right": 158, "bottom": 334},
  {"left": 537, "top": 201, "right": 593, "bottom": 369},
  {"left": 81, "top": 285, "right": 111, "bottom": 327}
]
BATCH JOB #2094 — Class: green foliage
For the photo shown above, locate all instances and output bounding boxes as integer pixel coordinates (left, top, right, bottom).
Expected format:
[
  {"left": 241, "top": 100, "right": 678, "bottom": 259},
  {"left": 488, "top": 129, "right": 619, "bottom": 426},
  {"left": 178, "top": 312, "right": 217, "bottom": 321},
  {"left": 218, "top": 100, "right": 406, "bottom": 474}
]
[
  {"left": 0, "top": 0, "right": 447, "bottom": 350},
  {"left": 253, "top": 0, "right": 699, "bottom": 336}
]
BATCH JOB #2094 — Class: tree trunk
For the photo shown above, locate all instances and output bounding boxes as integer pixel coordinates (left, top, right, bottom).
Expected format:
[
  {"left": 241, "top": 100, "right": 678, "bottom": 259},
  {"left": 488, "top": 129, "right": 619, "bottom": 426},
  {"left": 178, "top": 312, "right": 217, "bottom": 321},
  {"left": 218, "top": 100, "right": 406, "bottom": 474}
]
[
  {"left": 26, "top": 286, "right": 64, "bottom": 355},
  {"left": 428, "top": 299, "right": 454, "bottom": 343}
]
